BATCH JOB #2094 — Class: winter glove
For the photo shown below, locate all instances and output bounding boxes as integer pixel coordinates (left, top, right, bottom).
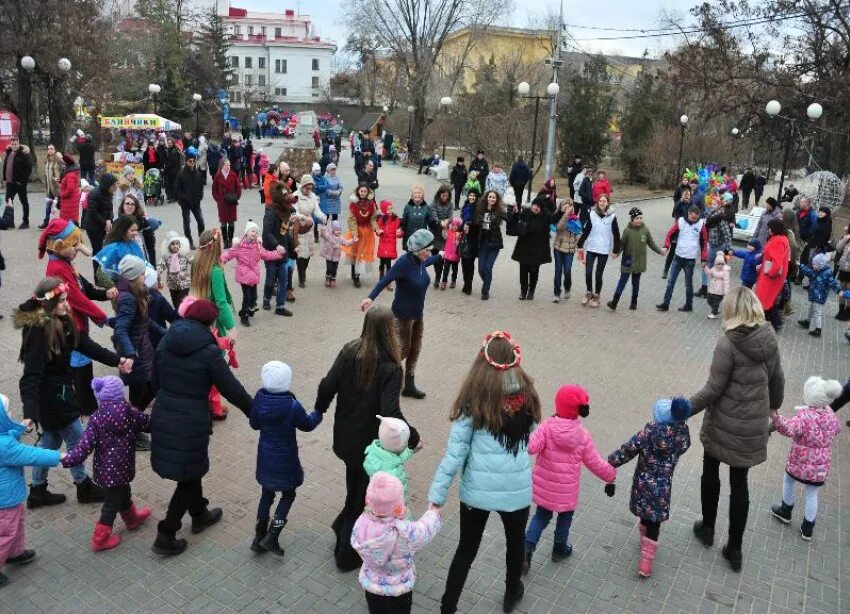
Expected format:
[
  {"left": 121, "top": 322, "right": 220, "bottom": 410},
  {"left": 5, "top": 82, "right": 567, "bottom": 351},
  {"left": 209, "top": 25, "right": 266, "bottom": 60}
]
[{"left": 604, "top": 483, "right": 616, "bottom": 497}]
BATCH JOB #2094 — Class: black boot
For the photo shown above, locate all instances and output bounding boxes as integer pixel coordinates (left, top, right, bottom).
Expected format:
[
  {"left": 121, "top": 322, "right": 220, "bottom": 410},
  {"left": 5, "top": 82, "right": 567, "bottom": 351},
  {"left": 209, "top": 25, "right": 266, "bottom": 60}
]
[
  {"left": 836, "top": 305, "right": 850, "bottom": 321},
  {"left": 551, "top": 542, "right": 573, "bottom": 562},
  {"left": 240, "top": 312, "right": 251, "bottom": 327},
  {"left": 258, "top": 518, "right": 286, "bottom": 557},
  {"left": 191, "top": 507, "right": 223, "bottom": 534},
  {"left": 353, "top": 275, "right": 361, "bottom": 288},
  {"left": 27, "top": 483, "right": 67, "bottom": 509},
  {"left": 771, "top": 501, "right": 793, "bottom": 524},
  {"left": 629, "top": 298, "right": 638, "bottom": 310},
  {"left": 76, "top": 476, "right": 106, "bottom": 504},
  {"left": 692, "top": 520, "right": 715, "bottom": 546},
  {"left": 152, "top": 526, "right": 188, "bottom": 556},
  {"left": 502, "top": 580, "right": 525, "bottom": 613},
  {"left": 606, "top": 298, "right": 618, "bottom": 311},
  {"left": 251, "top": 519, "right": 269, "bottom": 553},
  {"left": 722, "top": 545, "right": 742, "bottom": 572},
  {"left": 401, "top": 374, "right": 426, "bottom": 399}
]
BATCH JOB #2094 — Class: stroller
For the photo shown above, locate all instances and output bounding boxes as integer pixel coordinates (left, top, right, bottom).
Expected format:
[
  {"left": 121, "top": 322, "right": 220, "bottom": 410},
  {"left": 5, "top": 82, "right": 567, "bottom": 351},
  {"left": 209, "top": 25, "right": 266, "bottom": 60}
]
[{"left": 143, "top": 168, "right": 165, "bottom": 208}]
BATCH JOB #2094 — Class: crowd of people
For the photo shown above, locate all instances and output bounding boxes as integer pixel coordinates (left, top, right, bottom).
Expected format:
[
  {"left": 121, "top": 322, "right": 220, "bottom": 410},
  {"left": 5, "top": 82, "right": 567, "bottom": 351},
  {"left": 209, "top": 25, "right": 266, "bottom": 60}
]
[{"left": 1, "top": 132, "right": 850, "bottom": 613}]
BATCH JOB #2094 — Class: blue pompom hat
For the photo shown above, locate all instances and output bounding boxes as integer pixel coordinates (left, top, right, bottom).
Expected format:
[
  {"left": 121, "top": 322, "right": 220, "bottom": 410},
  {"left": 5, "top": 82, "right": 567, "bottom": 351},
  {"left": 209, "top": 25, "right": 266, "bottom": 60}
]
[{"left": 652, "top": 397, "right": 691, "bottom": 424}]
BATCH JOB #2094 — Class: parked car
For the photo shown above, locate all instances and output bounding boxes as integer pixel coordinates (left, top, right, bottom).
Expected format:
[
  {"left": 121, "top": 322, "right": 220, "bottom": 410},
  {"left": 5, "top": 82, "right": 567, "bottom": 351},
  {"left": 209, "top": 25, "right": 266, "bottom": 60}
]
[{"left": 733, "top": 205, "right": 765, "bottom": 242}]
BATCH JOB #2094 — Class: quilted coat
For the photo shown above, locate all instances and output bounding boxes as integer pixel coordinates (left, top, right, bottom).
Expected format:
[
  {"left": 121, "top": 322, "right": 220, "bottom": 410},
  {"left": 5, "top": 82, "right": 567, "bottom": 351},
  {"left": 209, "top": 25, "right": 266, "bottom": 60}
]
[
  {"left": 773, "top": 406, "right": 840, "bottom": 485},
  {"left": 799, "top": 264, "right": 841, "bottom": 305},
  {"left": 59, "top": 165, "right": 81, "bottom": 222},
  {"left": 363, "top": 441, "right": 413, "bottom": 500},
  {"left": 528, "top": 416, "right": 615, "bottom": 512},
  {"left": 376, "top": 214, "right": 403, "bottom": 260},
  {"left": 0, "top": 401, "right": 61, "bottom": 509},
  {"left": 754, "top": 233, "right": 790, "bottom": 310},
  {"left": 221, "top": 237, "right": 282, "bottom": 286}
]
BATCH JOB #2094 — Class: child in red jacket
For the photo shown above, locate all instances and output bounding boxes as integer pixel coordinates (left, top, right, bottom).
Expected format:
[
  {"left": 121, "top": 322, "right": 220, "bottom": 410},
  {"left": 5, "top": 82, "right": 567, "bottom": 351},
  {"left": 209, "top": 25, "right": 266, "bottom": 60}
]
[{"left": 376, "top": 201, "right": 403, "bottom": 288}]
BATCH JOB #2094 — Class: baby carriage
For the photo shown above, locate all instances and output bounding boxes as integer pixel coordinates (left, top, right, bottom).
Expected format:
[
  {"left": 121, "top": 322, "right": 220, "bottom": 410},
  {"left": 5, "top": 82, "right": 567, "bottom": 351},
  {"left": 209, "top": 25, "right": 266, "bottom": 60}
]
[{"left": 144, "top": 168, "right": 165, "bottom": 208}]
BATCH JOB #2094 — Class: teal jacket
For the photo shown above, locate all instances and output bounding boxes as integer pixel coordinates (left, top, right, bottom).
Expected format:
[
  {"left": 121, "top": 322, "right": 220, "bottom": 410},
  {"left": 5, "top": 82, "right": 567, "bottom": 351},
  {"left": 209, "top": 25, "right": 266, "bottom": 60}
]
[
  {"left": 363, "top": 440, "right": 413, "bottom": 500},
  {"left": 0, "top": 402, "right": 61, "bottom": 509},
  {"left": 428, "top": 415, "right": 532, "bottom": 512}
]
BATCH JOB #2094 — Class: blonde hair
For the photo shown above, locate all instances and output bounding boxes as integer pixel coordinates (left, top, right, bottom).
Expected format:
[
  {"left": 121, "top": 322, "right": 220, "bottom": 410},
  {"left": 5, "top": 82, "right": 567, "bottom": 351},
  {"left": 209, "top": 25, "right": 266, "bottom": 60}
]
[
  {"left": 190, "top": 229, "right": 222, "bottom": 299},
  {"left": 411, "top": 184, "right": 425, "bottom": 197},
  {"left": 722, "top": 286, "right": 766, "bottom": 330}
]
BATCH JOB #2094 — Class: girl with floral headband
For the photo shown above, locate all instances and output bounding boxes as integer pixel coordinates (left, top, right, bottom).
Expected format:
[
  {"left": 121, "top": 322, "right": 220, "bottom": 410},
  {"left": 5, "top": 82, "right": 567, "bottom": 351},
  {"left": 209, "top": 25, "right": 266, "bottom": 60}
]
[{"left": 428, "top": 331, "right": 541, "bottom": 614}]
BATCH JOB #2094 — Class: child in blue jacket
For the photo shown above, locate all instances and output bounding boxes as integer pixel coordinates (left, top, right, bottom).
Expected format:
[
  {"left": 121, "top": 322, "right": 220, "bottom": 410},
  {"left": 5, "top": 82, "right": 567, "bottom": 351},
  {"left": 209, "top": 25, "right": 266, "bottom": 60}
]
[
  {"left": 249, "top": 361, "right": 322, "bottom": 558},
  {"left": 0, "top": 394, "right": 62, "bottom": 587},
  {"left": 732, "top": 238, "right": 761, "bottom": 288},
  {"left": 798, "top": 253, "right": 842, "bottom": 337}
]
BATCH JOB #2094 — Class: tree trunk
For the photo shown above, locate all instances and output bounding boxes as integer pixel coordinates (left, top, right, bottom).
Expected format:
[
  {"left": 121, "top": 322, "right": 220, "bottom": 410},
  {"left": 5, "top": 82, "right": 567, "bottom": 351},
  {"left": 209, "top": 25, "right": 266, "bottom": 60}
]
[{"left": 408, "top": 76, "right": 428, "bottom": 162}]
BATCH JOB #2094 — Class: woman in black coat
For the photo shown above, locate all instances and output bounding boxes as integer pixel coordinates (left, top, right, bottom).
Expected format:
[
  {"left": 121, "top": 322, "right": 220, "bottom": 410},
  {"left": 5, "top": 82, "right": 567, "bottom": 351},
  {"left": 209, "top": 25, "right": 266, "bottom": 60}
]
[
  {"left": 149, "top": 299, "right": 253, "bottom": 556},
  {"left": 314, "top": 305, "right": 420, "bottom": 571},
  {"left": 511, "top": 201, "right": 557, "bottom": 300}
]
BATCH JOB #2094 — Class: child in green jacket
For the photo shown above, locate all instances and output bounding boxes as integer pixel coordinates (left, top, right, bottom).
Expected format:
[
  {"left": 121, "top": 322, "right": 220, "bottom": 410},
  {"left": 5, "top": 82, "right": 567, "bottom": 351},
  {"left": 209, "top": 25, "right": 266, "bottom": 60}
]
[{"left": 364, "top": 415, "right": 414, "bottom": 501}]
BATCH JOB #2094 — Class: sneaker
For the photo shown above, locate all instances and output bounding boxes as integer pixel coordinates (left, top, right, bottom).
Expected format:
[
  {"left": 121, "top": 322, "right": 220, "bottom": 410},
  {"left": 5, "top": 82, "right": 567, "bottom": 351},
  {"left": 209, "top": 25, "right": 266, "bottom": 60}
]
[
  {"left": 771, "top": 501, "right": 793, "bottom": 524},
  {"left": 801, "top": 519, "right": 815, "bottom": 540},
  {"left": 809, "top": 328, "right": 822, "bottom": 337},
  {"left": 5, "top": 550, "right": 36, "bottom": 565},
  {"left": 678, "top": 305, "right": 693, "bottom": 312},
  {"left": 797, "top": 319, "right": 810, "bottom": 328},
  {"left": 656, "top": 303, "right": 669, "bottom": 312},
  {"left": 581, "top": 292, "right": 592, "bottom": 306},
  {"left": 707, "top": 313, "right": 718, "bottom": 319},
  {"left": 563, "top": 291, "right": 570, "bottom": 299},
  {"left": 552, "top": 295, "right": 560, "bottom": 303},
  {"left": 589, "top": 294, "right": 600, "bottom": 308},
  {"left": 262, "top": 301, "right": 271, "bottom": 311},
  {"left": 274, "top": 307, "right": 293, "bottom": 317}
]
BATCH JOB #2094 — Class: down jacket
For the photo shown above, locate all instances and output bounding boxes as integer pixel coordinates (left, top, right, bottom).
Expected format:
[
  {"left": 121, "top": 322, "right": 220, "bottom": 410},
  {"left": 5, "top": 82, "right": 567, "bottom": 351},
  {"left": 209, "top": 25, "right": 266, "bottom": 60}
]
[
  {"left": 774, "top": 406, "right": 840, "bottom": 485},
  {"left": 221, "top": 237, "right": 282, "bottom": 286},
  {"left": 529, "top": 416, "right": 615, "bottom": 512},
  {"left": 428, "top": 415, "right": 533, "bottom": 512},
  {"left": 690, "top": 324, "right": 785, "bottom": 468},
  {"left": 112, "top": 278, "right": 165, "bottom": 385},
  {"left": 511, "top": 207, "right": 554, "bottom": 266},
  {"left": 59, "top": 165, "right": 82, "bottom": 222},
  {"left": 0, "top": 401, "right": 61, "bottom": 510},
  {"left": 250, "top": 389, "right": 322, "bottom": 491}
]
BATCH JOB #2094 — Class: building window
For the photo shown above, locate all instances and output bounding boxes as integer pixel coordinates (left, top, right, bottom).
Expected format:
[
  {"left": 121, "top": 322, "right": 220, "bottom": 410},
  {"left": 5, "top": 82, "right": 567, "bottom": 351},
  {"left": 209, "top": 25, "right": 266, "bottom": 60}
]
[
  {"left": 258, "top": 75, "right": 266, "bottom": 86},
  {"left": 312, "top": 58, "right": 319, "bottom": 71},
  {"left": 231, "top": 73, "right": 239, "bottom": 84},
  {"left": 245, "top": 74, "right": 252, "bottom": 86},
  {"left": 230, "top": 56, "right": 239, "bottom": 68},
  {"left": 260, "top": 26, "right": 266, "bottom": 36},
  {"left": 233, "top": 91, "right": 241, "bottom": 103},
  {"left": 234, "top": 25, "right": 240, "bottom": 35},
  {"left": 275, "top": 27, "right": 281, "bottom": 37},
  {"left": 275, "top": 59, "right": 287, "bottom": 73},
  {"left": 312, "top": 76, "right": 320, "bottom": 88},
  {"left": 258, "top": 57, "right": 266, "bottom": 69},
  {"left": 275, "top": 87, "right": 287, "bottom": 97},
  {"left": 245, "top": 57, "right": 252, "bottom": 69},
  {"left": 248, "top": 25, "right": 254, "bottom": 35}
]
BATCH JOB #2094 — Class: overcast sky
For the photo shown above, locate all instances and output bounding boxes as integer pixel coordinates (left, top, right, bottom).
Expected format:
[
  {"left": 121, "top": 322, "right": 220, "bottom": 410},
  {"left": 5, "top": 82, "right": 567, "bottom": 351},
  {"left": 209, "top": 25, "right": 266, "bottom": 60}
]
[{"left": 231, "top": 0, "right": 693, "bottom": 58}]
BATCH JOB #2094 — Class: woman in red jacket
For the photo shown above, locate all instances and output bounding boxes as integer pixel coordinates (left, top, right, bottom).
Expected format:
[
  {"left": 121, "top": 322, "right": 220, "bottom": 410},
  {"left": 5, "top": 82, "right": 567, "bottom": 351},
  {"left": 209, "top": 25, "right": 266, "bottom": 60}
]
[
  {"left": 591, "top": 170, "right": 612, "bottom": 206},
  {"left": 212, "top": 158, "right": 242, "bottom": 247},
  {"left": 755, "top": 218, "right": 791, "bottom": 331},
  {"left": 376, "top": 200, "right": 402, "bottom": 286},
  {"left": 59, "top": 154, "right": 82, "bottom": 224}
]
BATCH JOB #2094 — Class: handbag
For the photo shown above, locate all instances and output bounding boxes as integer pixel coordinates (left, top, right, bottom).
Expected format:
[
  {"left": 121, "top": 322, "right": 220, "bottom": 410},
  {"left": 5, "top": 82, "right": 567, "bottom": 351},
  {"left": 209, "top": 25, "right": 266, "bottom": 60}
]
[
  {"left": 224, "top": 192, "right": 239, "bottom": 205},
  {"left": 621, "top": 253, "right": 633, "bottom": 268},
  {"left": 505, "top": 212, "right": 527, "bottom": 237}
]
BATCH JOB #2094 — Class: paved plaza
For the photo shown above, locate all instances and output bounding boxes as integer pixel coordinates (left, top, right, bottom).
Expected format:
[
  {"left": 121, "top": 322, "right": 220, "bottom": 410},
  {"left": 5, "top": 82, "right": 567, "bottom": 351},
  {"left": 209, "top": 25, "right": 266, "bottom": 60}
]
[{"left": 0, "top": 146, "right": 847, "bottom": 613}]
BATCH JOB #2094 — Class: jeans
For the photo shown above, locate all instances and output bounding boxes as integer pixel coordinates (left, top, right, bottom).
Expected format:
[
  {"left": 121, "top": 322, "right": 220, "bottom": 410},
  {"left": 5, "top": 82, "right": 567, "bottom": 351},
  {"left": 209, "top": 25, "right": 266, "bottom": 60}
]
[
  {"left": 477, "top": 243, "right": 499, "bottom": 295},
  {"left": 441, "top": 503, "right": 529, "bottom": 613},
  {"left": 519, "top": 263, "right": 540, "bottom": 296},
  {"left": 100, "top": 485, "right": 132, "bottom": 525},
  {"left": 180, "top": 202, "right": 205, "bottom": 242},
  {"left": 5, "top": 181, "right": 30, "bottom": 223},
  {"left": 584, "top": 252, "right": 608, "bottom": 294},
  {"left": 807, "top": 301, "right": 824, "bottom": 330},
  {"left": 553, "top": 250, "right": 574, "bottom": 296},
  {"left": 365, "top": 590, "right": 413, "bottom": 614},
  {"left": 264, "top": 260, "right": 289, "bottom": 309},
  {"left": 701, "top": 244, "right": 723, "bottom": 287},
  {"left": 32, "top": 419, "right": 88, "bottom": 485},
  {"left": 700, "top": 453, "right": 750, "bottom": 551},
  {"left": 257, "top": 488, "right": 296, "bottom": 522},
  {"left": 524, "top": 506, "right": 574, "bottom": 549},
  {"left": 159, "top": 479, "right": 207, "bottom": 534},
  {"left": 613, "top": 272, "right": 641, "bottom": 304},
  {"left": 326, "top": 260, "right": 340, "bottom": 279},
  {"left": 396, "top": 318, "right": 423, "bottom": 378},
  {"left": 240, "top": 284, "right": 258, "bottom": 316},
  {"left": 662, "top": 256, "right": 696, "bottom": 308},
  {"left": 782, "top": 473, "right": 819, "bottom": 522}
]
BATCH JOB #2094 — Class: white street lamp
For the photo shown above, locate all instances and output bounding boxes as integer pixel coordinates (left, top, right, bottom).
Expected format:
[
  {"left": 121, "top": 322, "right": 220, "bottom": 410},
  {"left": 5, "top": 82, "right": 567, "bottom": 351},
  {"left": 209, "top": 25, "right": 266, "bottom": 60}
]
[
  {"left": 807, "top": 102, "right": 823, "bottom": 120},
  {"left": 731, "top": 127, "right": 739, "bottom": 136},
  {"left": 440, "top": 96, "right": 453, "bottom": 107},
  {"left": 192, "top": 93, "right": 202, "bottom": 102},
  {"left": 517, "top": 81, "right": 530, "bottom": 96},
  {"left": 382, "top": 105, "right": 389, "bottom": 113},
  {"left": 765, "top": 100, "right": 781, "bottom": 117},
  {"left": 546, "top": 82, "right": 560, "bottom": 96},
  {"left": 406, "top": 105, "right": 414, "bottom": 113},
  {"left": 21, "top": 56, "right": 35, "bottom": 72},
  {"left": 680, "top": 114, "right": 689, "bottom": 126},
  {"left": 57, "top": 58, "right": 72, "bottom": 73}
]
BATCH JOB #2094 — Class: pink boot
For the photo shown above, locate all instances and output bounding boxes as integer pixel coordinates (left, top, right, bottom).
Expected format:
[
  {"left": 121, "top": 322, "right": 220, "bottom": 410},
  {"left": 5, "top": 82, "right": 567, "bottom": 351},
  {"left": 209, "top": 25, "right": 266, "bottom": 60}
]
[
  {"left": 91, "top": 523, "right": 121, "bottom": 551},
  {"left": 638, "top": 535, "right": 658, "bottom": 578},
  {"left": 120, "top": 503, "right": 152, "bottom": 530}
]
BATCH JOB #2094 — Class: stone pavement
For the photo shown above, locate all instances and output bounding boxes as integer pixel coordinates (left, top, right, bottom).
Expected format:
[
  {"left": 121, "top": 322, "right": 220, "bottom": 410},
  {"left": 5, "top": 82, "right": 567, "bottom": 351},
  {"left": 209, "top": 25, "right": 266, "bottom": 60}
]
[{"left": 0, "top": 145, "right": 847, "bottom": 613}]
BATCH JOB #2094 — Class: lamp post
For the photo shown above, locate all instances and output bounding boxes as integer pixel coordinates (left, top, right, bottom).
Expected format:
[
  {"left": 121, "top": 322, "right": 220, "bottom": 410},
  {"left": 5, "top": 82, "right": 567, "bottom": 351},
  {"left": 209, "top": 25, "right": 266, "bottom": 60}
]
[
  {"left": 676, "top": 114, "right": 688, "bottom": 183},
  {"left": 406, "top": 105, "right": 414, "bottom": 148},
  {"left": 439, "top": 96, "right": 452, "bottom": 159},
  {"left": 766, "top": 99, "right": 822, "bottom": 200},
  {"left": 49, "top": 57, "right": 72, "bottom": 146},
  {"left": 148, "top": 83, "right": 161, "bottom": 114},
  {"left": 543, "top": 81, "right": 560, "bottom": 181},
  {"left": 192, "top": 93, "right": 202, "bottom": 134},
  {"left": 518, "top": 81, "right": 559, "bottom": 202},
  {"left": 19, "top": 55, "right": 36, "bottom": 151}
]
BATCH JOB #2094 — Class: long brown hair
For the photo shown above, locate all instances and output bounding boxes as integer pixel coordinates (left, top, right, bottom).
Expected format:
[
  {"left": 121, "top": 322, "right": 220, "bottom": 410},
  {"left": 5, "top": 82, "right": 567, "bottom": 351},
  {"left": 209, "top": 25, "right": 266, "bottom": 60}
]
[
  {"left": 191, "top": 229, "right": 222, "bottom": 299},
  {"left": 126, "top": 275, "right": 149, "bottom": 316},
  {"left": 20, "top": 277, "right": 78, "bottom": 360},
  {"left": 353, "top": 305, "right": 401, "bottom": 389},
  {"left": 105, "top": 215, "right": 138, "bottom": 246},
  {"left": 475, "top": 190, "right": 506, "bottom": 222},
  {"left": 449, "top": 335, "right": 541, "bottom": 440}
]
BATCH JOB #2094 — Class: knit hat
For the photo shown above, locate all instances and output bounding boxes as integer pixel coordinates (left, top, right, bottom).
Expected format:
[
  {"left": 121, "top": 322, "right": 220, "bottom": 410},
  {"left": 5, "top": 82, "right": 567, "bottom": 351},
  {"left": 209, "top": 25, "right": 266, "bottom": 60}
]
[
  {"left": 38, "top": 218, "right": 89, "bottom": 259},
  {"left": 379, "top": 200, "right": 393, "bottom": 215},
  {"left": 300, "top": 174, "right": 315, "bottom": 187},
  {"left": 554, "top": 385, "right": 590, "bottom": 419},
  {"left": 311, "top": 162, "right": 321, "bottom": 174},
  {"left": 118, "top": 255, "right": 147, "bottom": 280},
  {"left": 652, "top": 397, "right": 691, "bottom": 424},
  {"left": 144, "top": 267, "right": 158, "bottom": 289},
  {"left": 122, "top": 165, "right": 135, "bottom": 178},
  {"left": 244, "top": 219, "right": 260, "bottom": 237},
  {"left": 747, "top": 238, "right": 761, "bottom": 251},
  {"left": 407, "top": 229, "right": 434, "bottom": 252},
  {"left": 812, "top": 253, "right": 829, "bottom": 270},
  {"left": 715, "top": 251, "right": 726, "bottom": 266},
  {"left": 376, "top": 415, "right": 410, "bottom": 453},
  {"left": 365, "top": 472, "right": 406, "bottom": 518},
  {"left": 330, "top": 220, "right": 341, "bottom": 232},
  {"left": 91, "top": 376, "right": 125, "bottom": 404},
  {"left": 261, "top": 361, "right": 292, "bottom": 393},
  {"left": 183, "top": 298, "right": 219, "bottom": 326},
  {"left": 802, "top": 376, "right": 843, "bottom": 408},
  {"left": 326, "top": 162, "right": 337, "bottom": 171},
  {"left": 629, "top": 207, "right": 643, "bottom": 220}
]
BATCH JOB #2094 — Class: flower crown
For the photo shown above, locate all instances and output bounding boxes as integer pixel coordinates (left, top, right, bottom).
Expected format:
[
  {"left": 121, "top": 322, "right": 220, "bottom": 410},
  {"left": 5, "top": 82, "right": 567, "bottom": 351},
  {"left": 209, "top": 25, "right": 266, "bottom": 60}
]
[
  {"left": 481, "top": 331, "right": 521, "bottom": 370},
  {"left": 36, "top": 282, "right": 69, "bottom": 302},
  {"left": 199, "top": 229, "right": 220, "bottom": 250}
]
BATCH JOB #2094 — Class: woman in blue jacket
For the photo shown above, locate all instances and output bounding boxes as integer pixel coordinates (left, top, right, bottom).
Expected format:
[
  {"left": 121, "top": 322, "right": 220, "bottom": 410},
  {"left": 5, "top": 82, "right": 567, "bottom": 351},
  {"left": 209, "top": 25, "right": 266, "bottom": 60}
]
[{"left": 428, "top": 332, "right": 541, "bottom": 614}]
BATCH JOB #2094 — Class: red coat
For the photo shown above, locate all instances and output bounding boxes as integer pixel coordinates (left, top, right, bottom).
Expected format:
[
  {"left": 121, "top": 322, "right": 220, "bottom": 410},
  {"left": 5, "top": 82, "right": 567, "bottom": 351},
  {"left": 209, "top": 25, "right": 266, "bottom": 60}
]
[
  {"left": 754, "top": 233, "right": 790, "bottom": 310},
  {"left": 591, "top": 178, "right": 612, "bottom": 205},
  {"left": 376, "top": 214, "right": 402, "bottom": 259},
  {"left": 212, "top": 168, "right": 242, "bottom": 222},
  {"left": 59, "top": 166, "right": 81, "bottom": 223}
]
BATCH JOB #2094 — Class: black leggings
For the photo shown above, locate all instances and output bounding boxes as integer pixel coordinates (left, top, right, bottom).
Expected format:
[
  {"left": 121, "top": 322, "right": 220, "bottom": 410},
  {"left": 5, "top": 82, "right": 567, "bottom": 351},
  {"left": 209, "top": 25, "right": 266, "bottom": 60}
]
[
  {"left": 519, "top": 263, "right": 540, "bottom": 296},
  {"left": 129, "top": 381, "right": 157, "bottom": 411},
  {"left": 441, "top": 503, "right": 529, "bottom": 613},
  {"left": 296, "top": 257, "right": 310, "bottom": 285},
  {"left": 700, "top": 453, "right": 750, "bottom": 551},
  {"left": 461, "top": 257, "right": 475, "bottom": 290},
  {"left": 640, "top": 518, "right": 661, "bottom": 541},
  {"left": 100, "top": 484, "right": 132, "bottom": 525},
  {"left": 159, "top": 479, "right": 206, "bottom": 534},
  {"left": 366, "top": 590, "right": 412, "bottom": 614},
  {"left": 333, "top": 457, "right": 370, "bottom": 570},
  {"left": 441, "top": 260, "right": 459, "bottom": 283},
  {"left": 585, "top": 252, "right": 609, "bottom": 294},
  {"left": 326, "top": 260, "right": 340, "bottom": 279},
  {"left": 379, "top": 257, "right": 393, "bottom": 279},
  {"left": 431, "top": 247, "right": 444, "bottom": 284},
  {"left": 240, "top": 284, "right": 258, "bottom": 316}
]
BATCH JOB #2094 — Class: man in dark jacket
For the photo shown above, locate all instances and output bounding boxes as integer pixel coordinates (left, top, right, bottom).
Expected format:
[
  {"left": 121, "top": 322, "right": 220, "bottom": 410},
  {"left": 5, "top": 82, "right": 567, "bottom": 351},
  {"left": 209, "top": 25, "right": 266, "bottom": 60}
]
[
  {"left": 206, "top": 143, "right": 222, "bottom": 178},
  {"left": 85, "top": 173, "right": 118, "bottom": 274},
  {"left": 2, "top": 135, "right": 34, "bottom": 228},
  {"left": 469, "top": 150, "right": 489, "bottom": 191},
  {"left": 566, "top": 154, "right": 583, "bottom": 199},
  {"left": 76, "top": 135, "right": 96, "bottom": 184},
  {"left": 356, "top": 160, "right": 379, "bottom": 193},
  {"left": 673, "top": 176, "right": 690, "bottom": 206},
  {"left": 739, "top": 167, "right": 756, "bottom": 209},
  {"left": 173, "top": 153, "right": 205, "bottom": 249},
  {"left": 577, "top": 168, "right": 593, "bottom": 217},
  {"left": 450, "top": 157, "right": 468, "bottom": 209},
  {"left": 509, "top": 155, "right": 531, "bottom": 206},
  {"left": 163, "top": 140, "right": 183, "bottom": 203},
  {"left": 262, "top": 183, "right": 299, "bottom": 315},
  {"left": 150, "top": 301, "right": 253, "bottom": 556}
]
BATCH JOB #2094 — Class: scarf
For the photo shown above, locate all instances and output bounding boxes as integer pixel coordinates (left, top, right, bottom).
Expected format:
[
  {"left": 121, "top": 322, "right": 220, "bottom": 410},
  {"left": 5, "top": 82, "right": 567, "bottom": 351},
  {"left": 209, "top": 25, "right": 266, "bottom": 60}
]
[{"left": 169, "top": 253, "right": 181, "bottom": 273}]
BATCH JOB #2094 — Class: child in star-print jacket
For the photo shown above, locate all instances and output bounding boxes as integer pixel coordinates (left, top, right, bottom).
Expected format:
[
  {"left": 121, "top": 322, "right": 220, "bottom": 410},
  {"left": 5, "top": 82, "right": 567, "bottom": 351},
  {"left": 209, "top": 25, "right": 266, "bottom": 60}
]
[
  {"left": 607, "top": 397, "right": 691, "bottom": 579},
  {"left": 62, "top": 376, "right": 151, "bottom": 552}
]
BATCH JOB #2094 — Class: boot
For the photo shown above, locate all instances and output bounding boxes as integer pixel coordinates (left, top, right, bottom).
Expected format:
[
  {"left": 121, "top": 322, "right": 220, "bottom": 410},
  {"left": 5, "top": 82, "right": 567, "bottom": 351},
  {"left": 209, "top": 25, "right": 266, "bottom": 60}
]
[
  {"left": 637, "top": 535, "right": 658, "bottom": 577},
  {"left": 809, "top": 328, "right": 822, "bottom": 337},
  {"left": 27, "top": 483, "right": 66, "bottom": 509},
  {"left": 551, "top": 542, "right": 573, "bottom": 562},
  {"left": 258, "top": 518, "right": 286, "bottom": 557},
  {"left": 692, "top": 520, "right": 714, "bottom": 546},
  {"left": 401, "top": 374, "right": 426, "bottom": 399},
  {"left": 771, "top": 501, "right": 793, "bottom": 524},
  {"left": 629, "top": 298, "right": 638, "bottom": 310},
  {"left": 191, "top": 507, "right": 223, "bottom": 534},
  {"left": 721, "top": 545, "right": 742, "bottom": 572},
  {"left": 286, "top": 288, "right": 296, "bottom": 302},
  {"left": 0, "top": 572, "right": 7, "bottom": 588},
  {"left": 606, "top": 298, "right": 618, "bottom": 311},
  {"left": 152, "top": 528, "right": 187, "bottom": 556},
  {"left": 522, "top": 543, "right": 533, "bottom": 575},
  {"left": 800, "top": 518, "right": 815, "bottom": 541},
  {"left": 240, "top": 313, "right": 251, "bottom": 327},
  {"left": 76, "top": 476, "right": 106, "bottom": 504},
  {"left": 836, "top": 305, "right": 850, "bottom": 321},
  {"left": 251, "top": 519, "right": 269, "bottom": 553},
  {"left": 502, "top": 580, "right": 524, "bottom": 613},
  {"left": 120, "top": 503, "right": 151, "bottom": 530},
  {"left": 695, "top": 285, "right": 708, "bottom": 298},
  {"left": 797, "top": 318, "right": 810, "bottom": 328},
  {"left": 91, "top": 522, "right": 121, "bottom": 552},
  {"left": 353, "top": 275, "right": 361, "bottom": 288}
]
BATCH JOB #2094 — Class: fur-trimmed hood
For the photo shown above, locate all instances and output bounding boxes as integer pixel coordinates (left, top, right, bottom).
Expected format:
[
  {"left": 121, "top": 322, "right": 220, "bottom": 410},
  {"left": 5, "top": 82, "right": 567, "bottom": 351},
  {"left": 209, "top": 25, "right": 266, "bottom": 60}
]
[
  {"left": 160, "top": 230, "right": 190, "bottom": 258},
  {"left": 13, "top": 299, "right": 49, "bottom": 330}
]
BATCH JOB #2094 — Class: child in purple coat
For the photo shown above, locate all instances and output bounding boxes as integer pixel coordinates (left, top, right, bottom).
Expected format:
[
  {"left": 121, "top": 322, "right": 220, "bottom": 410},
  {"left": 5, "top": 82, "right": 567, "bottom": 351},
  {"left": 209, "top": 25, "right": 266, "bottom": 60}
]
[{"left": 62, "top": 376, "right": 151, "bottom": 551}]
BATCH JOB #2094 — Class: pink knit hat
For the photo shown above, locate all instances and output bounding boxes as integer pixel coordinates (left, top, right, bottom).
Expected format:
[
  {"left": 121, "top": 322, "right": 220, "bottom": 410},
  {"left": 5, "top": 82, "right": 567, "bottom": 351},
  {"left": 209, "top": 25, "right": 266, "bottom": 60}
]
[
  {"left": 366, "top": 472, "right": 405, "bottom": 518},
  {"left": 376, "top": 415, "right": 410, "bottom": 453},
  {"left": 92, "top": 376, "right": 125, "bottom": 404}
]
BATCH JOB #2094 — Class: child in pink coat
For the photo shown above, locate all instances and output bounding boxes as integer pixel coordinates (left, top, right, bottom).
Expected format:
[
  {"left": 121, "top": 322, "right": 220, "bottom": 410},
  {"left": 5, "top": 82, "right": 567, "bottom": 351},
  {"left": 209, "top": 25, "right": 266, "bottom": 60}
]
[
  {"left": 351, "top": 472, "right": 442, "bottom": 613},
  {"left": 221, "top": 219, "right": 284, "bottom": 326},
  {"left": 320, "top": 220, "right": 356, "bottom": 287},
  {"left": 706, "top": 250, "right": 730, "bottom": 319},
  {"left": 770, "top": 376, "right": 842, "bottom": 541},
  {"left": 439, "top": 218, "right": 463, "bottom": 289},
  {"left": 523, "top": 385, "right": 615, "bottom": 573}
]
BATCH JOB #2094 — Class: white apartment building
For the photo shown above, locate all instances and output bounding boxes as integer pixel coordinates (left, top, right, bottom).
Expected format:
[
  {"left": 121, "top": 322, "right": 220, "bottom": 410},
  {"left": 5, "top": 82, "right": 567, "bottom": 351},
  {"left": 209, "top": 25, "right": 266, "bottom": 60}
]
[{"left": 216, "top": 0, "right": 336, "bottom": 107}]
